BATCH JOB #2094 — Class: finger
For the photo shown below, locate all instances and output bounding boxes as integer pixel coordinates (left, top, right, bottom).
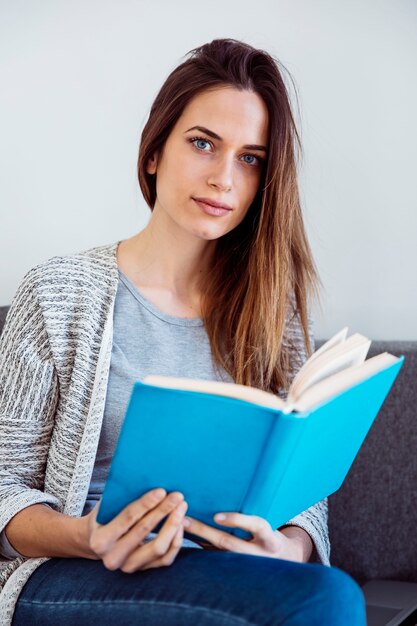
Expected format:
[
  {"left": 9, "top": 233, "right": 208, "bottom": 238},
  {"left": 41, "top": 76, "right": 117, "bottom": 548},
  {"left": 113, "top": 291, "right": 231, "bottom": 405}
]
[
  {"left": 147, "top": 500, "right": 188, "bottom": 555},
  {"left": 100, "top": 494, "right": 185, "bottom": 568},
  {"left": 93, "top": 490, "right": 182, "bottom": 558},
  {"left": 183, "top": 516, "right": 258, "bottom": 554},
  {"left": 140, "top": 524, "right": 184, "bottom": 571},
  {"left": 120, "top": 501, "right": 188, "bottom": 573},
  {"left": 119, "top": 501, "right": 186, "bottom": 573},
  {"left": 213, "top": 512, "right": 272, "bottom": 543},
  {"left": 94, "top": 488, "right": 165, "bottom": 536}
]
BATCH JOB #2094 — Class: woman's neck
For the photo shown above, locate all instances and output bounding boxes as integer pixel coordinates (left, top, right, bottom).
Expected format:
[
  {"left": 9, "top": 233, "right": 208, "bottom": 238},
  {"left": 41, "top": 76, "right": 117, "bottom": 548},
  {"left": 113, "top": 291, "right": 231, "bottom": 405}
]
[{"left": 116, "top": 210, "right": 217, "bottom": 303}]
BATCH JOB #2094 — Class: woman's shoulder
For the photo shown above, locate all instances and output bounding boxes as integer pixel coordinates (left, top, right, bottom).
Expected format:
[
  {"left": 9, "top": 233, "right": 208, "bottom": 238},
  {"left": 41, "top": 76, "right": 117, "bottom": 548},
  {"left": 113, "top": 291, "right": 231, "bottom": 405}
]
[
  {"left": 19, "top": 241, "right": 120, "bottom": 294},
  {"left": 2, "top": 243, "right": 120, "bottom": 357}
]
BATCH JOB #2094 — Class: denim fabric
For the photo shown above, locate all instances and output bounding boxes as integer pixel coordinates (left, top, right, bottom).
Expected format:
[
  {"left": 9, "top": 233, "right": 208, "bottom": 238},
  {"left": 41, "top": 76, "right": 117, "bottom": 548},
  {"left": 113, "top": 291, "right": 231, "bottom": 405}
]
[{"left": 12, "top": 549, "right": 366, "bottom": 625}]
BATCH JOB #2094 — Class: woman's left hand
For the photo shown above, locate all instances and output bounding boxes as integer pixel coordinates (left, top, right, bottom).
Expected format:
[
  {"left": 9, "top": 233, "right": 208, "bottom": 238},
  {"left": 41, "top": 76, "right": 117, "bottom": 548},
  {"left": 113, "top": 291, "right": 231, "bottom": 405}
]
[{"left": 183, "top": 512, "right": 310, "bottom": 562}]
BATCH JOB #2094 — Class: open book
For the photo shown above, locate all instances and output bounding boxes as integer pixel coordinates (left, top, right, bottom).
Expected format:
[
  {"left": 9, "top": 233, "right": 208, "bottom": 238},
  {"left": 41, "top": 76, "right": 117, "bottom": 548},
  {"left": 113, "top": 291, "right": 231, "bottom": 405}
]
[
  {"left": 143, "top": 327, "right": 398, "bottom": 414},
  {"left": 97, "top": 328, "right": 403, "bottom": 535}
]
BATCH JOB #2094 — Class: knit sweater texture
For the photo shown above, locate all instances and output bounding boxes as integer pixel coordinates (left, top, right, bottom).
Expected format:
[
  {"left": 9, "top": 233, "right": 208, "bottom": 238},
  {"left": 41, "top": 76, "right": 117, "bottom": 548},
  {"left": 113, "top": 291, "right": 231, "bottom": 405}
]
[{"left": 0, "top": 241, "right": 330, "bottom": 625}]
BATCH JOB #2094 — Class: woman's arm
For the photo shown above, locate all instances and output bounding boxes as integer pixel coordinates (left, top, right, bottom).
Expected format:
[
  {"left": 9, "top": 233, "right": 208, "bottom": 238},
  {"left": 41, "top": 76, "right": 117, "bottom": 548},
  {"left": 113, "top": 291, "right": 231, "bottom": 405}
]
[
  {"left": 4, "top": 504, "right": 95, "bottom": 559},
  {"left": 280, "top": 498, "right": 330, "bottom": 564},
  {"left": 279, "top": 526, "right": 313, "bottom": 563},
  {"left": 5, "top": 491, "right": 190, "bottom": 572},
  {"left": 0, "top": 268, "right": 63, "bottom": 559}
]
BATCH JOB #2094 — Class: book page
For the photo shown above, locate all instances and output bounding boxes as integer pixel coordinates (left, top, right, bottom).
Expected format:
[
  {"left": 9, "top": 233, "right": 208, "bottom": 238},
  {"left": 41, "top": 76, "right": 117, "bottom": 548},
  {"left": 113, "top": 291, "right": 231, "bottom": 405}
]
[
  {"left": 286, "top": 328, "right": 348, "bottom": 399},
  {"left": 306, "top": 327, "right": 349, "bottom": 364},
  {"left": 288, "top": 333, "right": 371, "bottom": 403},
  {"left": 292, "top": 353, "right": 399, "bottom": 412},
  {"left": 142, "top": 375, "right": 287, "bottom": 411}
]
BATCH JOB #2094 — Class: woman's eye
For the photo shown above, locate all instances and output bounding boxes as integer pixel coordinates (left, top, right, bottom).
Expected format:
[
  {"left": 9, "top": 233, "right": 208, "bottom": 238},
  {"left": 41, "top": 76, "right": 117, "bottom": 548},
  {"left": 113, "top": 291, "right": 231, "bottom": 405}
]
[
  {"left": 191, "top": 137, "right": 212, "bottom": 151},
  {"left": 241, "top": 154, "right": 259, "bottom": 166}
]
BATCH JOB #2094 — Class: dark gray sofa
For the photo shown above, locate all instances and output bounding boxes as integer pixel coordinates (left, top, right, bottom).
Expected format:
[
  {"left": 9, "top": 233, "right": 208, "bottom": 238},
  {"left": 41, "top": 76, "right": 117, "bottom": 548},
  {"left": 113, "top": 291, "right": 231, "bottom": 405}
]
[
  {"left": 1, "top": 305, "right": 416, "bottom": 624},
  {"left": 326, "top": 339, "right": 417, "bottom": 584}
]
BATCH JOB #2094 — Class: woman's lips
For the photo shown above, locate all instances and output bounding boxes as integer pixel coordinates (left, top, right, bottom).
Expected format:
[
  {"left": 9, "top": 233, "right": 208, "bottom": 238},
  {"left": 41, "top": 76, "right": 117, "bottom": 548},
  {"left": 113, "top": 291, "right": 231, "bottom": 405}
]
[{"left": 193, "top": 199, "right": 232, "bottom": 217}]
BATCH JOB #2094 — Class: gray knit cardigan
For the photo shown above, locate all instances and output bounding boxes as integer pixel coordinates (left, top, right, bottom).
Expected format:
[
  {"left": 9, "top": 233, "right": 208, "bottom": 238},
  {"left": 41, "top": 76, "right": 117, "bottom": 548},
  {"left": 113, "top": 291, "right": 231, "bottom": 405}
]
[{"left": 0, "top": 241, "right": 330, "bottom": 625}]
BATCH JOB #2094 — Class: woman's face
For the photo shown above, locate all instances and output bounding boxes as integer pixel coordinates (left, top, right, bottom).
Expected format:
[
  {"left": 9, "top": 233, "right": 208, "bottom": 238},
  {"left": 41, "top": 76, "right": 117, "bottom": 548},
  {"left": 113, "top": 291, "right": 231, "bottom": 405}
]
[{"left": 146, "top": 86, "right": 269, "bottom": 241}]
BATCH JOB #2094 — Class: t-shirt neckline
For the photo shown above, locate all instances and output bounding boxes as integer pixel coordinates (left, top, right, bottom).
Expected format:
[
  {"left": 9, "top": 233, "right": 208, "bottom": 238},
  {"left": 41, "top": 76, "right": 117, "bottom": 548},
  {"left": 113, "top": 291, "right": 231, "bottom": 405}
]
[{"left": 118, "top": 270, "right": 204, "bottom": 327}]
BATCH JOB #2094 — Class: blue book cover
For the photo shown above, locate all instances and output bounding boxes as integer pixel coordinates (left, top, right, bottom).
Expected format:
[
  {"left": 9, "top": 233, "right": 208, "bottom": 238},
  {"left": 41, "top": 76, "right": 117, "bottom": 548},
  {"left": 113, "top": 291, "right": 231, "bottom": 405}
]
[{"left": 97, "top": 357, "right": 403, "bottom": 540}]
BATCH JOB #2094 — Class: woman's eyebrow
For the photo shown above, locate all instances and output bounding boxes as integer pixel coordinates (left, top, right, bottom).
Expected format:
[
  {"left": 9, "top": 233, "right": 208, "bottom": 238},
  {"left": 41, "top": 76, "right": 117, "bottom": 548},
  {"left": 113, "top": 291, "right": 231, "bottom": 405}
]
[{"left": 184, "top": 125, "right": 268, "bottom": 153}]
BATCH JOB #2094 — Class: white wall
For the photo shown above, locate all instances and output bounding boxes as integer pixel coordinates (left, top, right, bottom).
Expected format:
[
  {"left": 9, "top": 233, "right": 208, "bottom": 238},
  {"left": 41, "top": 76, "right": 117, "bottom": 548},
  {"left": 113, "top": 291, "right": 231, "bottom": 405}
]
[{"left": 1, "top": 0, "right": 416, "bottom": 339}]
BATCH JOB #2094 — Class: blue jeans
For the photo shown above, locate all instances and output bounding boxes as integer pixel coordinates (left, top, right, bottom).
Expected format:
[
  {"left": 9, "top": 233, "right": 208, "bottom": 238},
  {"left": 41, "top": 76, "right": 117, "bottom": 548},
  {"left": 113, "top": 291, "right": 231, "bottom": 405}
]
[{"left": 12, "top": 549, "right": 366, "bottom": 625}]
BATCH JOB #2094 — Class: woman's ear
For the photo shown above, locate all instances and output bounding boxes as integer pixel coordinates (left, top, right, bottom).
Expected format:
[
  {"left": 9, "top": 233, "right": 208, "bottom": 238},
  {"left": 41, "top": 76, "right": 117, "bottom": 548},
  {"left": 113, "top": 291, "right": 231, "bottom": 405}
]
[{"left": 146, "top": 153, "right": 158, "bottom": 175}]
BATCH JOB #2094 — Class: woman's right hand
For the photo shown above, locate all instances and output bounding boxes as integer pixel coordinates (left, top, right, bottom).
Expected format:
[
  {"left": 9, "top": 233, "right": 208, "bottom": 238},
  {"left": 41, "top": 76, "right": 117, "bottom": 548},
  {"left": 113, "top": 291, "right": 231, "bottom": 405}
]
[{"left": 82, "top": 488, "right": 188, "bottom": 572}]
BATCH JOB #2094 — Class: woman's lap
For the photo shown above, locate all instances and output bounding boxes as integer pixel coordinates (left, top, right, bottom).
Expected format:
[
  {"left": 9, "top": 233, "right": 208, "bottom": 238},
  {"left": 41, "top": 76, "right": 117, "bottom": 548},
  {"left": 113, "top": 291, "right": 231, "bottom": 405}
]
[{"left": 12, "top": 549, "right": 366, "bottom": 626}]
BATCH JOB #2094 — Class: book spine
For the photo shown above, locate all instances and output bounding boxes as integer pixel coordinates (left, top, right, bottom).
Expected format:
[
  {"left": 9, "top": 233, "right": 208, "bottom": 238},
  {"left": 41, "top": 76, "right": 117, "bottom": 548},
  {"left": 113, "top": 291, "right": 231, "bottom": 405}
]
[{"left": 241, "top": 413, "right": 305, "bottom": 523}]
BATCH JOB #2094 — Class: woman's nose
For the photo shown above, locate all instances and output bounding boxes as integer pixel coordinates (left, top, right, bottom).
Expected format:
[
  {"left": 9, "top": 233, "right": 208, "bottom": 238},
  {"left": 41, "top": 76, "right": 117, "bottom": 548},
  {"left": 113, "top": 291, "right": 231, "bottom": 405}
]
[{"left": 207, "top": 154, "right": 234, "bottom": 192}]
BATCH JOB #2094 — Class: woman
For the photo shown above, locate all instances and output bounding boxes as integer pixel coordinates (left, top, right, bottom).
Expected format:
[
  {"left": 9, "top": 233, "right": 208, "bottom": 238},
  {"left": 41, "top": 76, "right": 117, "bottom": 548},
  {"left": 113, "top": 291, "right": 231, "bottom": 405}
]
[{"left": 0, "top": 39, "right": 366, "bottom": 624}]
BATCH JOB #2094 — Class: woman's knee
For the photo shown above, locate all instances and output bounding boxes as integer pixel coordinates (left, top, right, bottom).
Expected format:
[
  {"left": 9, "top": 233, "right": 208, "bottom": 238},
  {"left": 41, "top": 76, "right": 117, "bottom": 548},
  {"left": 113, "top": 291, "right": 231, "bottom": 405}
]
[{"left": 298, "top": 565, "right": 366, "bottom": 625}]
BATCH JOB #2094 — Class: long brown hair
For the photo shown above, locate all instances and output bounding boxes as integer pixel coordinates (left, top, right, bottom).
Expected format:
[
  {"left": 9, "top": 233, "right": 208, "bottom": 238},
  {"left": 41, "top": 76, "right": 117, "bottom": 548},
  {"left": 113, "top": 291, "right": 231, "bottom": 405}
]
[{"left": 138, "top": 38, "right": 319, "bottom": 393}]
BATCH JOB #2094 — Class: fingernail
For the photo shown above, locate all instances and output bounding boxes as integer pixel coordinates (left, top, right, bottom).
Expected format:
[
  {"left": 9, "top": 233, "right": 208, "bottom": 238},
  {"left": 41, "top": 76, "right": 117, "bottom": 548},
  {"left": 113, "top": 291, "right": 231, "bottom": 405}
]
[
  {"left": 168, "top": 492, "right": 183, "bottom": 504},
  {"left": 174, "top": 501, "right": 187, "bottom": 515},
  {"left": 215, "top": 513, "right": 226, "bottom": 521},
  {"left": 183, "top": 517, "right": 191, "bottom": 527}
]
